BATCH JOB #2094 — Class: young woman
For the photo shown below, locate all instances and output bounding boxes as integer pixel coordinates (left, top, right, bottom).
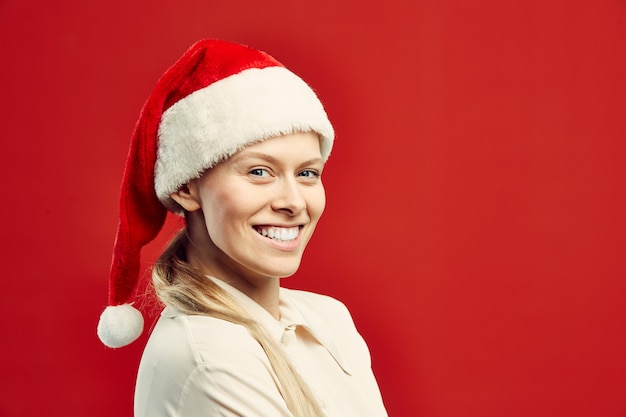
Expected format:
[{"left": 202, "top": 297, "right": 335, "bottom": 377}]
[{"left": 97, "top": 39, "right": 388, "bottom": 417}]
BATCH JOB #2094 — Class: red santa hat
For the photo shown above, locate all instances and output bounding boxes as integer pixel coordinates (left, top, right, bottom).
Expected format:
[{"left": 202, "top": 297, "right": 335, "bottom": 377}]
[{"left": 97, "top": 39, "right": 334, "bottom": 348}]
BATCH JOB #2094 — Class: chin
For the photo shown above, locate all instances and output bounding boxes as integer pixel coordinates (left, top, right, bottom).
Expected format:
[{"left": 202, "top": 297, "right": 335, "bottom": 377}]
[{"left": 259, "top": 259, "right": 303, "bottom": 279}]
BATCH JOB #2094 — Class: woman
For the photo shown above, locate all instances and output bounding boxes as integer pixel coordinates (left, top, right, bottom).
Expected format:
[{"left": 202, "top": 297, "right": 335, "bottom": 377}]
[{"left": 97, "top": 39, "right": 388, "bottom": 417}]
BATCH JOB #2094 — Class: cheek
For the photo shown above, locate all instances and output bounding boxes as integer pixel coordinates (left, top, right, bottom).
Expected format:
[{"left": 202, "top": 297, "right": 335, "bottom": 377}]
[
  {"left": 203, "top": 189, "right": 259, "bottom": 236},
  {"left": 200, "top": 191, "right": 237, "bottom": 235},
  {"left": 309, "top": 186, "right": 326, "bottom": 221}
]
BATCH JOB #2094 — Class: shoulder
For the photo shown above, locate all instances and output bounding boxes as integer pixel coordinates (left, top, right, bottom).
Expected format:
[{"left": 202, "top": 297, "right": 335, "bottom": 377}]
[
  {"left": 135, "top": 310, "right": 288, "bottom": 417},
  {"left": 136, "top": 307, "right": 273, "bottom": 404},
  {"left": 146, "top": 308, "right": 269, "bottom": 367}
]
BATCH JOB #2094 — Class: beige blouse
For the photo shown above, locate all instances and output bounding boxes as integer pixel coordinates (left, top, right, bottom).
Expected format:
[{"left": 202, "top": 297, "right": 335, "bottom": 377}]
[{"left": 134, "top": 278, "right": 388, "bottom": 417}]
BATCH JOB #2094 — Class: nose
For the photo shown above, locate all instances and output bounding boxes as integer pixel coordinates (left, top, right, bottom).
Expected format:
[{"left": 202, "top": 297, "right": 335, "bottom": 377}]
[{"left": 271, "top": 177, "right": 306, "bottom": 216}]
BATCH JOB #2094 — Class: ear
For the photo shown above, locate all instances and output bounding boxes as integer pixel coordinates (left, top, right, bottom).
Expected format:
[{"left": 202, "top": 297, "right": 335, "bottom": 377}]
[{"left": 170, "top": 183, "right": 202, "bottom": 212}]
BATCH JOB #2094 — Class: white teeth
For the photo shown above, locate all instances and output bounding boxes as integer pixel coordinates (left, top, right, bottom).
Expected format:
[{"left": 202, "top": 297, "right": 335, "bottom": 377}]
[{"left": 256, "top": 226, "right": 299, "bottom": 241}]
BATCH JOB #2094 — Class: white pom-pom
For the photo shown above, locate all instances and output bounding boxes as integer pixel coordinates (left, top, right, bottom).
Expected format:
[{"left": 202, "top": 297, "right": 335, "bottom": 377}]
[{"left": 97, "top": 304, "right": 144, "bottom": 348}]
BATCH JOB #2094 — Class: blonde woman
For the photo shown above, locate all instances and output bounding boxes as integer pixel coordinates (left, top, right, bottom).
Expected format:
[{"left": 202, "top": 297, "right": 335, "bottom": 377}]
[{"left": 97, "top": 39, "right": 388, "bottom": 417}]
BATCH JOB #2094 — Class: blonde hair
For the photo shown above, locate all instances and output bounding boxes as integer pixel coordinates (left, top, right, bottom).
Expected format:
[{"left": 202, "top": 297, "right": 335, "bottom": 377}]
[{"left": 152, "top": 229, "right": 325, "bottom": 417}]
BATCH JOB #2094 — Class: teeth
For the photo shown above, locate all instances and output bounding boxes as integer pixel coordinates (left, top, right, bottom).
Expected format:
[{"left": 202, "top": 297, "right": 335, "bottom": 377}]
[{"left": 256, "top": 226, "right": 299, "bottom": 241}]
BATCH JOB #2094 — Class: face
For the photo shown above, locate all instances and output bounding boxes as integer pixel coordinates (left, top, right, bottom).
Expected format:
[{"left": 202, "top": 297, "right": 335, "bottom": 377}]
[{"left": 180, "top": 132, "right": 326, "bottom": 288}]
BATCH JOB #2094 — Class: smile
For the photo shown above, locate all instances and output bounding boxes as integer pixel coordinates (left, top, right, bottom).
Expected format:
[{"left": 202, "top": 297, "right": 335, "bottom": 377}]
[{"left": 254, "top": 226, "right": 300, "bottom": 241}]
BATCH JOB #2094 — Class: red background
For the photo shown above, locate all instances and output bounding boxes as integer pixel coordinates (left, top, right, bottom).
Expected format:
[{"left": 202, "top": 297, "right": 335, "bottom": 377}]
[{"left": 1, "top": 1, "right": 625, "bottom": 416}]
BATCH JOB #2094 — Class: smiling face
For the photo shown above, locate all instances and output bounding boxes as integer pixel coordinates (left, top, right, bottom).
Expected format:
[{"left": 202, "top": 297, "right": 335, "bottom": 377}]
[{"left": 173, "top": 132, "right": 326, "bottom": 291}]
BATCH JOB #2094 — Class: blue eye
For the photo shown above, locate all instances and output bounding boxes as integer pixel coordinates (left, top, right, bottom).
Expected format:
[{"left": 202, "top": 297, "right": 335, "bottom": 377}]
[
  {"left": 298, "top": 170, "right": 320, "bottom": 178},
  {"left": 249, "top": 168, "right": 270, "bottom": 177}
]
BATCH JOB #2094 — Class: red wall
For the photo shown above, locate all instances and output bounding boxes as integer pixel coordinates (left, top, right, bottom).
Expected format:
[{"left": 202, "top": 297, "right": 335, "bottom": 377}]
[{"left": 1, "top": 1, "right": 625, "bottom": 416}]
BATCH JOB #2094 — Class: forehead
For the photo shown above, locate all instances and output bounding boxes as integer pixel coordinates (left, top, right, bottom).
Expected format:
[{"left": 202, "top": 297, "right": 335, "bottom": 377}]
[{"left": 230, "top": 132, "right": 323, "bottom": 161}]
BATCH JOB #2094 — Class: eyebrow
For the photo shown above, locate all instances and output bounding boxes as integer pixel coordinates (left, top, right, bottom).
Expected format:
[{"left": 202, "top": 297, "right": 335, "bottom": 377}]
[{"left": 233, "top": 151, "right": 324, "bottom": 167}]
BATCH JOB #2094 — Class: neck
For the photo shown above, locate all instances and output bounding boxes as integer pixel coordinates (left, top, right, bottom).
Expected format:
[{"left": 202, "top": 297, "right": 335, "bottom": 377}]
[{"left": 226, "top": 277, "right": 281, "bottom": 320}]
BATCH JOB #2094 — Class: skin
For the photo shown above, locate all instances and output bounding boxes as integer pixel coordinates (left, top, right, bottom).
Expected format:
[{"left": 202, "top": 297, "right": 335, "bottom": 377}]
[{"left": 170, "top": 132, "right": 326, "bottom": 319}]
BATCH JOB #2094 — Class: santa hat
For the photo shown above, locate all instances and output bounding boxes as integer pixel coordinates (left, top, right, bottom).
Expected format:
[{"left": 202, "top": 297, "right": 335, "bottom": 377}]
[{"left": 97, "top": 39, "right": 334, "bottom": 348}]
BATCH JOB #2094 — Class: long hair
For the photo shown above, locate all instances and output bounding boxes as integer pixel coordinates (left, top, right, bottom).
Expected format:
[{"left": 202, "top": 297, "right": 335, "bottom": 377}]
[{"left": 152, "top": 229, "right": 325, "bottom": 417}]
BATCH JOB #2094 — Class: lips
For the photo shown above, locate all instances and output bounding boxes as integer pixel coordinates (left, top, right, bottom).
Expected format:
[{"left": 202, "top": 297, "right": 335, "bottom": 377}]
[{"left": 254, "top": 226, "right": 300, "bottom": 241}]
